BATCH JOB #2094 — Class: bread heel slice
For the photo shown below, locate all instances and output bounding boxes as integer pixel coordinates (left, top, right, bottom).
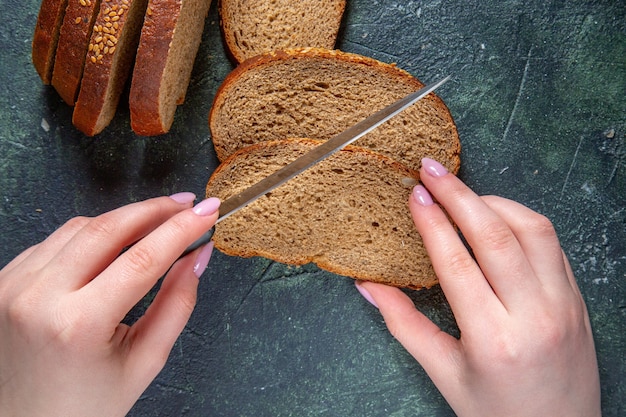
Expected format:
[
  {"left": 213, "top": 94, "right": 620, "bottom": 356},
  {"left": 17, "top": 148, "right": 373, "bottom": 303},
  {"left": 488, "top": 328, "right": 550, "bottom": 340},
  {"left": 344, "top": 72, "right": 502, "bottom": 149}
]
[
  {"left": 206, "top": 138, "right": 438, "bottom": 289},
  {"left": 73, "top": 0, "right": 149, "bottom": 136},
  {"left": 52, "top": 0, "right": 102, "bottom": 105},
  {"left": 129, "top": 0, "right": 212, "bottom": 136},
  {"left": 32, "top": 0, "right": 70, "bottom": 84},
  {"left": 219, "top": 0, "right": 346, "bottom": 63}
]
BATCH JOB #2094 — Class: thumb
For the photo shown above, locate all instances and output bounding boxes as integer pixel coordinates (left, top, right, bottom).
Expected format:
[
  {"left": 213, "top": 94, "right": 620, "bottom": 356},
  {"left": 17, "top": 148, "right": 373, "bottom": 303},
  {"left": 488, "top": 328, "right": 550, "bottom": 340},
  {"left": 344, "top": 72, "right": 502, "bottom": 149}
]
[{"left": 355, "top": 281, "right": 461, "bottom": 385}]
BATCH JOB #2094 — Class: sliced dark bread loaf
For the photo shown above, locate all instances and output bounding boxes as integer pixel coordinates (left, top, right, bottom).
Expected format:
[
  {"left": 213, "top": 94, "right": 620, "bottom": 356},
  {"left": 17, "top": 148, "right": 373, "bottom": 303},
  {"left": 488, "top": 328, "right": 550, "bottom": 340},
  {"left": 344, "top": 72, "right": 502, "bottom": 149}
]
[
  {"left": 219, "top": 0, "right": 346, "bottom": 63},
  {"left": 52, "top": 0, "right": 102, "bottom": 105},
  {"left": 73, "top": 0, "right": 149, "bottom": 136},
  {"left": 205, "top": 138, "right": 438, "bottom": 289},
  {"left": 129, "top": 0, "right": 212, "bottom": 136},
  {"left": 209, "top": 48, "right": 461, "bottom": 174},
  {"left": 32, "top": 0, "right": 69, "bottom": 84}
]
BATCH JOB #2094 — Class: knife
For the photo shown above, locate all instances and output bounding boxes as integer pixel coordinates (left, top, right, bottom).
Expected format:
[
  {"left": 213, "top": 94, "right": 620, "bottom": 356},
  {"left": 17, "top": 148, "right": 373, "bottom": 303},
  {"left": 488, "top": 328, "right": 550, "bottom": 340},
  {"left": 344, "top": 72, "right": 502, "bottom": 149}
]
[{"left": 180, "top": 75, "right": 451, "bottom": 258}]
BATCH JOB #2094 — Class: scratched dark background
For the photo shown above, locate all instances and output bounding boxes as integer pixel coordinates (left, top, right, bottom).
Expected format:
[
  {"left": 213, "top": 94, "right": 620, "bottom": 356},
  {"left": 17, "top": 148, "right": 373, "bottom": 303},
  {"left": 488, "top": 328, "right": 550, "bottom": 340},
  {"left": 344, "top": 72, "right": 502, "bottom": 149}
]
[{"left": 1, "top": 0, "right": 624, "bottom": 415}]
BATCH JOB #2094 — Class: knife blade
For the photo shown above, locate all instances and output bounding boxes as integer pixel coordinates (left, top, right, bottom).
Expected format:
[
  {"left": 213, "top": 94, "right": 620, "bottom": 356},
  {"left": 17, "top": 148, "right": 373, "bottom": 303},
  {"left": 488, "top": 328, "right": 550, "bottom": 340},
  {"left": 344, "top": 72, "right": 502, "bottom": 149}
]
[{"left": 181, "top": 75, "right": 450, "bottom": 257}]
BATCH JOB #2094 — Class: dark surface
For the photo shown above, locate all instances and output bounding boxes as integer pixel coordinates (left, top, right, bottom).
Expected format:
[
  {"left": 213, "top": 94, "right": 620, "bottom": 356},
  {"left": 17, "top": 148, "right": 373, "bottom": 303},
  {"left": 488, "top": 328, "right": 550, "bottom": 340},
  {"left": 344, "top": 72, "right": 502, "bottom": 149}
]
[{"left": 1, "top": 0, "right": 625, "bottom": 415}]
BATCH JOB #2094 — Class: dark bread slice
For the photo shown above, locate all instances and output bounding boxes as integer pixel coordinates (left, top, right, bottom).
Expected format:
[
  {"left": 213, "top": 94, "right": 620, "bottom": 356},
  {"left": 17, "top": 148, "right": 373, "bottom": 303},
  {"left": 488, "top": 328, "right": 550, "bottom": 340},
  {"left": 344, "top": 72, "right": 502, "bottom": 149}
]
[
  {"left": 206, "top": 138, "right": 438, "bottom": 289},
  {"left": 209, "top": 48, "right": 461, "bottom": 174},
  {"left": 32, "top": 0, "right": 69, "bottom": 84},
  {"left": 73, "top": 0, "right": 148, "bottom": 136},
  {"left": 129, "top": 0, "right": 212, "bottom": 136},
  {"left": 52, "top": 0, "right": 102, "bottom": 105},
  {"left": 219, "top": 0, "right": 346, "bottom": 63}
]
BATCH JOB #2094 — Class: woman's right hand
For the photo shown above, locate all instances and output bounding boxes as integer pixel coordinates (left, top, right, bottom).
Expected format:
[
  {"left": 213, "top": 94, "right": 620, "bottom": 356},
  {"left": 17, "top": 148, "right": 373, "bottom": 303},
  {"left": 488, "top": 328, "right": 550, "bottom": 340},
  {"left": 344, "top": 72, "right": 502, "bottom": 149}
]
[
  {"left": 357, "top": 158, "right": 601, "bottom": 417},
  {"left": 0, "top": 193, "right": 220, "bottom": 417}
]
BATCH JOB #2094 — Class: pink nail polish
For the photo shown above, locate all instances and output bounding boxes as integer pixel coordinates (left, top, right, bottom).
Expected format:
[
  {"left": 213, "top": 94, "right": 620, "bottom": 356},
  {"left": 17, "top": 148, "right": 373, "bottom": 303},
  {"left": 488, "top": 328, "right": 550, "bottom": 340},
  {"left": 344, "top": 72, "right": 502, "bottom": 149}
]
[
  {"left": 422, "top": 158, "right": 448, "bottom": 177},
  {"left": 413, "top": 185, "right": 434, "bottom": 206},
  {"left": 193, "top": 242, "right": 214, "bottom": 278},
  {"left": 355, "top": 281, "right": 379, "bottom": 309},
  {"left": 169, "top": 192, "right": 196, "bottom": 204},
  {"left": 192, "top": 197, "right": 221, "bottom": 216}
]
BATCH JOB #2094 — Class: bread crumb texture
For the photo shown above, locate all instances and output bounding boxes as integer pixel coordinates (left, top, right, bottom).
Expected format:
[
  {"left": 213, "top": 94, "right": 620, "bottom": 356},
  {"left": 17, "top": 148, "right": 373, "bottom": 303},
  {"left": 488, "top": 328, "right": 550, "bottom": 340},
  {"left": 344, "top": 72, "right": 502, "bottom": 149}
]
[
  {"left": 210, "top": 48, "right": 461, "bottom": 173},
  {"left": 206, "top": 139, "right": 438, "bottom": 289},
  {"left": 220, "top": 0, "right": 346, "bottom": 63}
]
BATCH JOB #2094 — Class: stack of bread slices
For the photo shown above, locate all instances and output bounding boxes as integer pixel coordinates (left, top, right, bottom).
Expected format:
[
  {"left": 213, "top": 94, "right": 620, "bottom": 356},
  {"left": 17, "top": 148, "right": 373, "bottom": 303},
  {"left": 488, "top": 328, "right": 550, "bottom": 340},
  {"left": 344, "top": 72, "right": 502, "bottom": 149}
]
[
  {"left": 32, "top": 0, "right": 212, "bottom": 136},
  {"left": 32, "top": 0, "right": 347, "bottom": 136}
]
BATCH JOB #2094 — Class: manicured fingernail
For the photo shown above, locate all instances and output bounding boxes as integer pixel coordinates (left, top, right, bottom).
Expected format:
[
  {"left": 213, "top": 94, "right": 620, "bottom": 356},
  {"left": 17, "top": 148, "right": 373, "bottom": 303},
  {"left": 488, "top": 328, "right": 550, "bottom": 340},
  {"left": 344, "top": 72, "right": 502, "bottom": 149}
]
[
  {"left": 413, "top": 185, "right": 434, "bottom": 206},
  {"left": 422, "top": 158, "right": 448, "bottom": 177},
  {"left": 193, "top": 242, "right": 214, "bottom": 278},
  {"left": 355, "top": 281, "right": 379, "bottom": 309},
  {"left": 192, "top": 197, "right": 221, "bottom": 216},
  {"left": 169, "top": 192, "right": 196, "bottom": 204}
]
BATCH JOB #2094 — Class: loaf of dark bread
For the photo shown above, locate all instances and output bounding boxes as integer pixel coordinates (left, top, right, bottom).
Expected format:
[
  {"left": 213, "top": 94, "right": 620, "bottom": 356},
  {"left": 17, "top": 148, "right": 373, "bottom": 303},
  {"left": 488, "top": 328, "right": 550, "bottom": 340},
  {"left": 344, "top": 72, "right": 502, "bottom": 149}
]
[
  {"left": 219, "top": 0, "right": 346, "bottom": 63},
  {"left": 209, "top": 48, "right": 461, "bottom": 173},
  {"left": 206, "top": 138, "right": 439, "bottom": 289},
  {"left": 129, "top": 0, "right": 212, "bottom": 136}
]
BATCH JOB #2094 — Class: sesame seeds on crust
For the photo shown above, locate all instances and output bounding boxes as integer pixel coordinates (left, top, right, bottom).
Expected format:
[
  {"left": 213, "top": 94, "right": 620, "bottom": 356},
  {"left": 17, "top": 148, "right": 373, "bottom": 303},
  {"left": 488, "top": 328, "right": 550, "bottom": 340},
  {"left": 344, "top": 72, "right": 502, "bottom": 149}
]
[{"left": 87, "top": 0, "right": 128, "bottom": 64}]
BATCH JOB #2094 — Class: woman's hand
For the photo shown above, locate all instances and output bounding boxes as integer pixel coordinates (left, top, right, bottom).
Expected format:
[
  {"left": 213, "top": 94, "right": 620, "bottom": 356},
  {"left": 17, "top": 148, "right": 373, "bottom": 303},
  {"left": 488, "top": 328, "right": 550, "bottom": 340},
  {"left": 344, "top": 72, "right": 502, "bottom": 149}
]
[
  {"left": 356, "top": 158, "right": 601, "bottom": 417},
  {"left": 0, "top": 193, "right": 220, "bottom": 417}
]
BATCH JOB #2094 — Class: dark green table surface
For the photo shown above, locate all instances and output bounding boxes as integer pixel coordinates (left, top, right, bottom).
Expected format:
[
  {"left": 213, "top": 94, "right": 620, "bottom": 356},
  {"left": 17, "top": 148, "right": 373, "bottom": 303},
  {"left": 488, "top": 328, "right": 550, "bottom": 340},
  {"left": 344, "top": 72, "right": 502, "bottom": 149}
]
[{"left": 1, "top": 0, "right": 624, "bottom": 415}]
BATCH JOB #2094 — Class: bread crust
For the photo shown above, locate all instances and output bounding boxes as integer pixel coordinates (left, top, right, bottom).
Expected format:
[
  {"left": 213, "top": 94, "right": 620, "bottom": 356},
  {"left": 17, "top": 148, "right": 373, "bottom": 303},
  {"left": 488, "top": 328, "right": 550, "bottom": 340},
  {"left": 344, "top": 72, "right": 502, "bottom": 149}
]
[
  {"left": 129, "top": 0, "right": 212, "bottom": 136},
  {"left": 209, "top": 48, "right": 461, "bottom": 173},
  {"left": 219, "top": 0, "right": 346, "bottom": 63},
  {"left": 32, "top": 0, "right": 70, "bottom": 84},
  {"left": 73, "top": 0, "right": 148, "bottom": 136},
  {"left": 206, "top": 138, "right": 437, "bottom": 289},
  {"left": 52, "top": 0, "right": 102, "bottom": 105}
]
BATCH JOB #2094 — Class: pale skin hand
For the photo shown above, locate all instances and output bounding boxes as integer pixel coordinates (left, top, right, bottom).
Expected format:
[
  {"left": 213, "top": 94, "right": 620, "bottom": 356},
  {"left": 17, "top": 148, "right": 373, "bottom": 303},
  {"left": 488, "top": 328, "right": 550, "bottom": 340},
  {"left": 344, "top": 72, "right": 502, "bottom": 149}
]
[
  {"left": 357, "top": 158, "right": 601, "bottom": 417},
  {"left": 0, "top": 193, "right": 220, "bottom": 417}
]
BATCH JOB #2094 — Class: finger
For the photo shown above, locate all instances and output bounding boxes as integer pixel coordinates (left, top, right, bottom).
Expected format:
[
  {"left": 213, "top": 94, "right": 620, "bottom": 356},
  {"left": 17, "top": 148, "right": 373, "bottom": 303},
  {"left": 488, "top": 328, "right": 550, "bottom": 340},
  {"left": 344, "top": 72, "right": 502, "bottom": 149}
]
[
  {"left": 0, "top": 245, "right": 39, "bottom": 302},
  {"left": 409, "top": 185, "right": 504, "bottom": 325},
  {"left": 0, "top": 217, "right": 91, "bottom": 300},
  {"left": 356, "top": 281, "right": 461, "bottom": 390},
  {"left": 1, "top": 216, "right": 90, "bottom": 277},
  {"left": 480, "top": 195, "right": 572, "bottom": 293},
  {"left": 83, "top": 198, "right": 219, "bottom": 325},
  {"left": 45, "top": 195, "right": 196, "bottom": 290},
  {"left": 419, "top": 158, "right": 541, "bottom": 310},
  {"left": 126, "top": 243, "right": 213, "bottom": 382},
  {"left": 0, "top": 244, "right": 39, "bottom": 276},
  {"left": 562, "top": 252, "right": 582, "bottom": 297}
]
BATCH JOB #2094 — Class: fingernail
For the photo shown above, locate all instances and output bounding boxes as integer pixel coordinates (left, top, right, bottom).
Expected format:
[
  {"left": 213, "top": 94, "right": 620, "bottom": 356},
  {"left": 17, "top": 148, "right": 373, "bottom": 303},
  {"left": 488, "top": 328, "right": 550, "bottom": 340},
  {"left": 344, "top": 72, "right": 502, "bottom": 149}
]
[
  {"left": 193, "top": 242, "right": 214, "bottom": 278},
  {"left": 169, "top": 192, "right": 196, "bottom": 204},
  {"left": 422, "top": 158, "right": 448, "bottom": 177},
  {"left": 192, "top": 197, "right": 221, "bottom": 216},
  {"left": 413, "top": 185, "right": 434, "bottom": 206},
  {"left": 355, "top": 281, "right": 379, "bottom": 309}
]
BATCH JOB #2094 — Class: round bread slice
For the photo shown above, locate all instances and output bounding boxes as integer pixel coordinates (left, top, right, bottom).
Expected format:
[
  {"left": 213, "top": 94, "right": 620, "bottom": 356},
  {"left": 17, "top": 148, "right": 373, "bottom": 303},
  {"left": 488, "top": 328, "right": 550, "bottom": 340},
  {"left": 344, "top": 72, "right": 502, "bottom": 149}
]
[
  {"left": 52, "top": 0, "right": 102, "bottom": 105},
  {"left": 129, "top": 0, "right": 212, "bottom": 136},
  {"left": 206, "top": 138, "right": 438, "bottom": 289},
  {"left": 73, "top": 0, "right": 149, "bottom": 136},
  {"left": 219, "top": 0, "right": 346, "bottom": 63},
  {"left": 209, "top": 48, "right": 461, "bottom": 174}
]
